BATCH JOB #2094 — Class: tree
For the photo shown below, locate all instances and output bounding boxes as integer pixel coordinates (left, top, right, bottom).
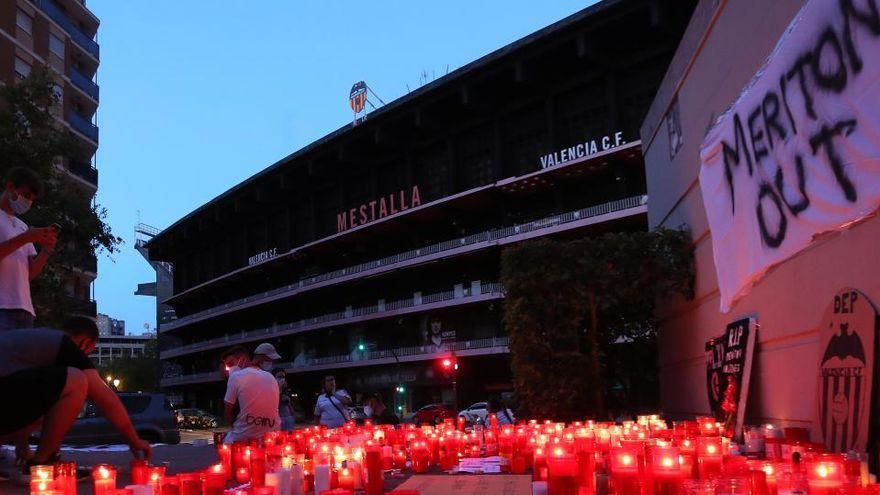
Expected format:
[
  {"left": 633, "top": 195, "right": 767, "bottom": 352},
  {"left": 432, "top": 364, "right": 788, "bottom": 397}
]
[
  {"left": 0, "top": 68, "right": 121, "bottom": 325},
  {"left": 501, "top": 229, "right": 693, "bottom": 420},
  {"left": 98, "top": 338, "right": 160, "bottom": 392}
]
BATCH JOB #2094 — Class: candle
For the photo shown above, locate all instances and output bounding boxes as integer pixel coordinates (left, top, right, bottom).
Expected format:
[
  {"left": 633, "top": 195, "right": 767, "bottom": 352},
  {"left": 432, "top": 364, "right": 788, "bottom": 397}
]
[
  {"left": 204, "top": 464, "right": 227, "bottom": 495},
  {"left": 609, "top": 448, "right": 642, "bottom": 495},
  {"left": 251, "top": 447, "right": 267, "bottom": 486},
  {"left": 808, "top": 458, "right": 845, "bottom": 495},
  {"left": 337, "top": 467, "right": 355, "bottom": 491},
  {"left": 652, "top": 446, "right": 683, "bottom": 495},
  {"left": 218, "top": 444, "right": 233, "bottom": 477},
  {"left": 291, "top": 464, "right": 305, "bottom": 495},
  {"left": 547, "top": 448, "right": 578, "bottom": 495},
  {"left": 534, "top": 447, "right": 548, "bottom": 482},
  {"left": 125, "top": 486, "right": 153, "bottom": 495},
  {"left": 266, "top": 471, "right": 291, "bottom": 495},
  {"left": 411, "top": 442, "right": 430, "bottom": 473},
  {"left": 53, "top": 462, "right": 76, "bottom": 495},
  {"left": 147, "top": 466, "right": 166, "bottom": 495},
  {"left": 177, "top": 473, "right": 201, "bottom": 495},
  {"left": 131, "top": 460, "right": 150, "bottom": 486},
  {"left": 92, "top": 465, "right": 117, "bottom": 495},
  {"left": 365, "top": 445, "right": 384, "bottom": 495},
  {"left": 314, "top": 464, "right": 332, "bottom": 495},
  {"left": 251, "top": 486, "right": 276, "bottom": 495},
  {"left": 696, "top": 437, "right": 723, "bottom": 480},
  {"left": 235, "top": 466, "right": 250, "bottom": 484},
  {"left": 162, "top": 475, "right": 180, "bottom": 495},
  {"left": 30, "top": 465, "right": 55, "bottom": 495},
  {"left": 346, "top": 461, "right": 362, "bottom": 489}
]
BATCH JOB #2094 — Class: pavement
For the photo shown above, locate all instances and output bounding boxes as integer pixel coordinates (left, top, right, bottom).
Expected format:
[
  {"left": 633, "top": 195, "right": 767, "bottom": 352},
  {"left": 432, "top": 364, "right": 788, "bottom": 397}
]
[{"left": 0, "top": 429, "right": 219, "bottom": 495}]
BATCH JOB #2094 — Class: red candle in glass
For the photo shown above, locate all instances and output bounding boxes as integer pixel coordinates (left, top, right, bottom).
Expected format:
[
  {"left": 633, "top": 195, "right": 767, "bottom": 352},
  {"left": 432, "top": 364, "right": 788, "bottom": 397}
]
[
  {"left": 251, "top": 487, "right": 275, "bottom": 495},
  {"left": 651, "top": 446, "right": 682, "bottom": 495},
  {"left": 218, "top": 444, "right": 232, "bottom": 477},
  {"left": 610, "top": 447, "right": 643, "bottom": 495},
  {"left": 696, "top": 437, "right": 723, "bottom": 479},
  {"left": 412, "top": 442, "right": 430, "bottom": 473},
  {"left": 548, "top": 447, "right": 579, "bottom": 495},
  {"left": 364, "top": 444, "right": 384, "bottom": 495},
  {"left": 250, "top": 447, "right": 266, "bottom": 486},
  {"left": 393, "top": 448, "right": 407, "bottom": 470},
  {"left": 53, "top": 462, "right": 76, "bottom": 495},
  {"left": 381, "top": 446, "right": 393, "bottom": 470},
  {"left": 808, "top": 457, "right": 845, "bottom": 495},
  {"left": 177, "top": 473, "right": 200, "bottom": 495},
  {"left": 338, "top": 467, "right": 355, "bottom": 491},
  {"left": 162, "top": 475, "right": 180, "bottom": 495},
  {"left": 533, "top": 447, "right": 549, "bottom": 482},
  {"left": 204, "top": 464, "right": 227, "bottom": 495},
  {"left": 92, "top": 464, "right": 117, "bottom": 495},
  {"left": 131, "top": 459, "right": 150, "bottom": 485},
  {"left": 148, "top": 466, "right": 166, "bottom": 495}
]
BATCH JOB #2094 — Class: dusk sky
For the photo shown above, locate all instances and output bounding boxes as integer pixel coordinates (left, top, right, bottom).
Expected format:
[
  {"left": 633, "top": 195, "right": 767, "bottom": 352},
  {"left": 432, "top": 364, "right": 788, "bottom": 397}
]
[{"left": 91, "top": 1, "right": 596, "bottom": 333}]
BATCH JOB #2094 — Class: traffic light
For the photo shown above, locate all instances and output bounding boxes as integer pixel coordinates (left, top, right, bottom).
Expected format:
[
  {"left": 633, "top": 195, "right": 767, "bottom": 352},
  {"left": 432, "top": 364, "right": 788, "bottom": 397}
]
[
  {"left": 357, "top": 343, "right": 365, "bottom": 352},
  {"left": 396, "top": 385, "right": 406, "bottom": 393},
  {"left": 442, "top": 358, "right": 453, "bottom": 368}
]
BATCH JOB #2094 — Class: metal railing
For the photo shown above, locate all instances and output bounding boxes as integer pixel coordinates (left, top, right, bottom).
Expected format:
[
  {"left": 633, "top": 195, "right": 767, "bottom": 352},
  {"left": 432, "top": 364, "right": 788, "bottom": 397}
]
[
  {"left": 160, "top": 336, "right": 510, "bottom": 387},
  {"left": 69, "top": 67, "right": 99, "bottom": 100},
  {"left": 67, "top": 159, "right": 98, "bottom": 186},
  {"left": 163, "top": 195, "right": 647, "bottom": 331},
  {"left": 160, "top": 282, "right": 503, "bottom": 359},
  {"left": 36, "top": 0, "right": 100, "bottom": 58},
  {"left": 67, "top": 112, "right": 99, "bottom": 143}
]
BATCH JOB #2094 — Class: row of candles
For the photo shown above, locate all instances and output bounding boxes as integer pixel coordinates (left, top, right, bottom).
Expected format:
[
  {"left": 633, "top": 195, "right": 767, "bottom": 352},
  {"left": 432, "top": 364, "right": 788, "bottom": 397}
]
[{"left": 27, "top": 415, "right": 880, "bottom": 495}]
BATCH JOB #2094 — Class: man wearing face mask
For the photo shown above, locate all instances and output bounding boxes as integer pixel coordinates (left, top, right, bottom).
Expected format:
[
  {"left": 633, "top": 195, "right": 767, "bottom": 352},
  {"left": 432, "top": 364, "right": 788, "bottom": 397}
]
[
  {"left": 0, "top": 167, "right": 58, "bottom": 330},
  {"left": 252, "top": 342, "right": 282, "bottom": 372},
  {"left": 220, "top": 346, "right": 280, "bottom": 444}
]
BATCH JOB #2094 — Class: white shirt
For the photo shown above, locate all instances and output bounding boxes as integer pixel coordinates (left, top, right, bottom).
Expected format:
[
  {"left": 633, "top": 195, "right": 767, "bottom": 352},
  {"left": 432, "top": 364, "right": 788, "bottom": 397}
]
[
  {"left": 223, "top": 367, "right": 280, "bottom": 444},
  {"left": 0, "top": 212, "right": 36, "bottom": 315},
  {"left": 314, "top": 390, "right": 351, "bottom": 428}
]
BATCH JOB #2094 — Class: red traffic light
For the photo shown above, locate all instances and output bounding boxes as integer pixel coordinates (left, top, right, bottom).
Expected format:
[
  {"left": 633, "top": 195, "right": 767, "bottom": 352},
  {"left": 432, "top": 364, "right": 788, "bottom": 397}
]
[{"left": 442, "top": 358, "right": 453, "bottom": 368}]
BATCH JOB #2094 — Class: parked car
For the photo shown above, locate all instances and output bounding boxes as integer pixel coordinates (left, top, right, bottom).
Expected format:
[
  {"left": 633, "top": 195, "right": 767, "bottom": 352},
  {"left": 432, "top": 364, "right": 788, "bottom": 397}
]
[
  {"left": 62, "top": 392, "right": 181, "bottom": 445},
  {"left": 458, "top": 402, "right": 489, "bottom": 425},
  {"left": 176, "top": 408, "right": 220, "bottom": 429},
  {"left": 412, "top": 403, "right": 455, "bottom": 425}
]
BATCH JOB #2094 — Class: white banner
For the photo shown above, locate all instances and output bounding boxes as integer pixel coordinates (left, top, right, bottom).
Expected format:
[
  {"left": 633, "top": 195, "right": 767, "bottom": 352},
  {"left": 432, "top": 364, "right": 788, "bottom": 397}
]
[{"left": 700, "top": 0, "right": 880, "bottom": 312}]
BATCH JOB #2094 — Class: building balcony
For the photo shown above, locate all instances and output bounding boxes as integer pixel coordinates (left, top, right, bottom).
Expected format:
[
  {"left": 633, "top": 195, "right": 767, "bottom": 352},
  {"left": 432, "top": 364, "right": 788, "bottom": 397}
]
[
  {"left": 160, "top": 336, "right": 510, "bottom": 387},
  {"left": 69, "top": 297, "right": 97, "bottom": 316},
  {"left": 67, "top": 159, "right": 98, "bottom": 187},
  {"left": 160, "top": 281, "right": 502, "bottom": 360},
  {"left": 67, "top": 111, "right": 99, "bottom": 143},
  {"left": 69, "top": 67, "right": 99, "bottom": 101},
  {"left": 161, "top": 195, "right": 647, "bottom": 333},
  {"left": 35, "top": 0, "right": 100, "bottom": 59}
]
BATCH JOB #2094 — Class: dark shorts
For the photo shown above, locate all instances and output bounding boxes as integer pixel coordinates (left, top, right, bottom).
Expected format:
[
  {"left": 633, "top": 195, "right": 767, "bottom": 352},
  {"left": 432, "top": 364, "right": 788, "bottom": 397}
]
[
  {"left": 0, "top": 335, "right": 94, "bottom": 435},
  {"left": 0, "top": 366, "right": 66, "bottom": 434}
]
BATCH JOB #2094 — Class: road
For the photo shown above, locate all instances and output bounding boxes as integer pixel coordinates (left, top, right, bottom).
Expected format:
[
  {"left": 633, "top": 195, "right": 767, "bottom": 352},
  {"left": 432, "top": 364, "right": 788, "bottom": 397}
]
[{"left": 0, "top": 429, "right": 220, "bottom": 495}]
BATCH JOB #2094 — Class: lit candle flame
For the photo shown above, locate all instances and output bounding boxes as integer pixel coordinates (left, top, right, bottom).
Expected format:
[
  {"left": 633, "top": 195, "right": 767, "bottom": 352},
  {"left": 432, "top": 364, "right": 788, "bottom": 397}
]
[
  {"left": 621, "top": 454, "right": 633, "bottom": 466},
  {"left": 661, "top": 457, "right": 674, "bottom": 467},
  {"left": 98, "top": 466, "right": 111, "bottom": 479}
]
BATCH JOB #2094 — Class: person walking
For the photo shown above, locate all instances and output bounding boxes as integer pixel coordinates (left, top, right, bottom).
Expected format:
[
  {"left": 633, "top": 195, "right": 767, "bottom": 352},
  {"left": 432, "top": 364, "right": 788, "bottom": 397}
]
[
  {"left": 314, "top": 375, "right": 351, "bottom": 428},
  {"left": 0, "top": 167, "right": 57, "bottom": 330},
  {"left": 220, "top": 346, "right": 280, "bottom": 444},
  {"left": 274, "top": 369, "right": 296, "bottom": 430}
]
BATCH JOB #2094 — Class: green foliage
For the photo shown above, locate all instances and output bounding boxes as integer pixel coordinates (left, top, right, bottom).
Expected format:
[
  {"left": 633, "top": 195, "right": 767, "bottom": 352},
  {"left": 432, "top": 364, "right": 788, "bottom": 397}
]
[
  {"left": 98, "top": 338, "right": 160, "bottom": 392},
  {"left": 501, "top": 228, "right": 694, "bottom": 420},
  {"left": 0, "top": 68, "right": 122, "bottom": 325}
]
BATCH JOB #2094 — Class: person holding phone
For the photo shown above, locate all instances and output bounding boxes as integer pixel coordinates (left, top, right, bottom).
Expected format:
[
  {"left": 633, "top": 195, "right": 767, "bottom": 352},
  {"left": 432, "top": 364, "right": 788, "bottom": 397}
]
[
  {"left": 0, "top": 167, "right": 57, "bottom": 330},
  {"left": 314, "top": 375, "right": 352, "bottom": 428}
]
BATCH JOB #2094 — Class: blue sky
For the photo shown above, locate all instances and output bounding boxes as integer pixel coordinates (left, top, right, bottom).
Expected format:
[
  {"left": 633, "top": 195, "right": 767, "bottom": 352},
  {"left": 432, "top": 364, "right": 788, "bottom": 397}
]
[{"left": 92, "top": 0, "right": 596, "bottom": 334}]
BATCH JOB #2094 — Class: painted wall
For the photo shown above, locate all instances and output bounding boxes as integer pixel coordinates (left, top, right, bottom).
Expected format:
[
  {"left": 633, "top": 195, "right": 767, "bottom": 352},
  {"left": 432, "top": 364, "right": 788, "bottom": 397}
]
[{"left": 640, "top": 0, "right": 880, "bottom": 430}]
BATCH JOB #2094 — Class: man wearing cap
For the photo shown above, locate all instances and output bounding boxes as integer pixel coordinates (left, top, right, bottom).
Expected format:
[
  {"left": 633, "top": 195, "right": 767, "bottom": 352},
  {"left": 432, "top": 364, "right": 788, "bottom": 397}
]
[
  {"left": 221, "top": 344, "right": 280, "bottom": 444},
  {"left": 252, "top": 342, "right": 281, "bottom": 372}
]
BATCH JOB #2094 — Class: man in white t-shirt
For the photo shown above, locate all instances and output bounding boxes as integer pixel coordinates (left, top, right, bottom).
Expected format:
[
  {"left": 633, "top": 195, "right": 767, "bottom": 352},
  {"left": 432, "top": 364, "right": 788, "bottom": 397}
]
[
  {"left": 0, "top": 167, "right": 57, "bottom": 330},
  {"left": 314, "top": 375, "right": 352, "bottom": 428},
  {"left": 221, "top": 346, "right": 280, "bottom": 444}
]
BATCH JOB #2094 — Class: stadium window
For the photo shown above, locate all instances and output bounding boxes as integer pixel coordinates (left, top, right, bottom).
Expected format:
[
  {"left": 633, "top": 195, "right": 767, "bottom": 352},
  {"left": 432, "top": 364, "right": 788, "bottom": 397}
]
[
  {"left": 14, "top": 57, "right": 31, "bottom": 79},
  {"left": 49, "top": 33, "right": 65, "bottom": 58},
  {"left": 16, "top": 9, "right": 33, "bottom": 35}
]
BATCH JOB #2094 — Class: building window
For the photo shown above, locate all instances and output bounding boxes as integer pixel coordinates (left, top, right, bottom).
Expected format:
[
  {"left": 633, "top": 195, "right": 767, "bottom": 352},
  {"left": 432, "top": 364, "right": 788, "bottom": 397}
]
[
  {"left": 16, "top": 9, "right": 33, "bottom": 35},
  {"left": 14, "top": 57, "right": 32, "bottom": 79},
  {"left": 49, "top": 33, "right": 66, "bottom": 58}
]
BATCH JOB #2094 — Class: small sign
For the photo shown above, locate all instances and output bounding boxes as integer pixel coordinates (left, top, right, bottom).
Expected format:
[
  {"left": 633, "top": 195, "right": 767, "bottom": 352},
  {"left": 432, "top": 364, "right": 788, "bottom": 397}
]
[
  {"left": 248, "top": 247, "right": 278, "bottom": 266},
  {"left": 705, "top": 336, "right": 725, "bottom": 416},
  {"left": 721, "top": 317, "right": 757, "bottom": 439},
  {"left": 816, "top": 288, "right": 877, "bottom": 453},
  {"left": 538, "top": 131, "right": 626, "bottom": 169},
  {"left": 349, "top": 81, "right": 367, "bottom": 114}
]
